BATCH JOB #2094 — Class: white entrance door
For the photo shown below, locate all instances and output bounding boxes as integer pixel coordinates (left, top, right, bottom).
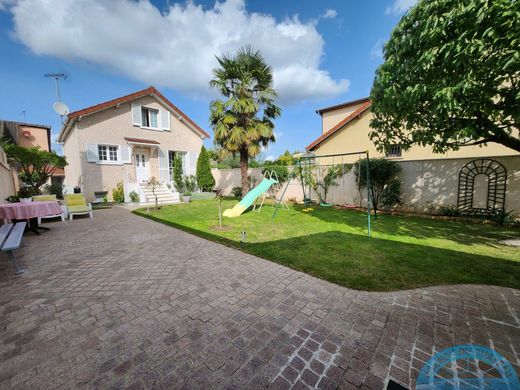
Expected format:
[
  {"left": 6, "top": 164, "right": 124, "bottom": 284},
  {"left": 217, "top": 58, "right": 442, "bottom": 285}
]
[{"left": 134, "top": 152, "right": 149, "bottom": 182}]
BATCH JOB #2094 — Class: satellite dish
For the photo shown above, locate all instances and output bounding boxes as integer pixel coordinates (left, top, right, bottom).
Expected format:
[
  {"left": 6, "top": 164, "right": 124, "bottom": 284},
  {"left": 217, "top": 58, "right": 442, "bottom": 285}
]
[{"left": 53, "top": 101, "right": 69, "bottom": 116}]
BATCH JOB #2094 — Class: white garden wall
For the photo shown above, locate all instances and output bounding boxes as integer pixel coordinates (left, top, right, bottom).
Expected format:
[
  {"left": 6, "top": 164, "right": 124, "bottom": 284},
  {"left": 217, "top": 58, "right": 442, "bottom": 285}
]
[{"left": 212, "top": 155, "right": 520, "bottom": 214}]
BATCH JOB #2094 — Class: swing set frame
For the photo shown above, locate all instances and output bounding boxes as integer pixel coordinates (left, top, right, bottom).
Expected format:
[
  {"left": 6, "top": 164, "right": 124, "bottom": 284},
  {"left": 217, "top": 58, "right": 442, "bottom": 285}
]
[{"left": 273, "top": 150, "right": 375, "bottom": 237}]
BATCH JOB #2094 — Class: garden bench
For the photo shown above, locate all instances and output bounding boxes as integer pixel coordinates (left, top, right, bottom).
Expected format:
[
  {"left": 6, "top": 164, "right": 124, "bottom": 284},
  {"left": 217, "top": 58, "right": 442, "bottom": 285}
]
[{"left": 0, "top": 222, "right": 27, "bottom": 275}]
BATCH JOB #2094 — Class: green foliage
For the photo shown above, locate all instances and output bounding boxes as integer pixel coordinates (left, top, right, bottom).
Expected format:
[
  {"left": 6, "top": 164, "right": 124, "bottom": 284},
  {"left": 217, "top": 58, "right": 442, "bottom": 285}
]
[
  {"left": 196, "top": 146, "right": 215, "bottom": 191},
  {"left": 275, "top": 150, "right": 295, "bottom": 166},
  {"left": 172, "top": 153, "right": 184, "bottom": 193},
  {"left": 209, "top": 46, "right": 281, "bottom": 194},
  {"left": 370, "top": 0, "right": 520, "bottom": 152},
  {"left": 184, "top": 175, "right": 198, "bottom": 195},
  {"left": 262, "top": 164, "right": 289, "bottom": 184},
  {"left": 319, "top": 165, "right": 351, "bottom": 203},
  {"left": 112, "top": 181, "right": 125, "bottom": 202},
  {"left": 248, "top": 175, "right": 258, "bottom": 189},
  {"left": 440, "top": 205, "right": 461, "bottom": 217},
  {"left": 294, "top": 163, "right": 351, "bottom": 204},
  {"left": 5, "top": 195, "right": 19, "bottom": 203},
  {"left": 44, "top": 182, "right": 64, "bottom": 198},
  {"left": 355, "top": 158, "right": 401, "bottom": 211},
  {"left": 231, "top": 186, "right": 243, "bottom": 198},
  {"left": 2, "top": 143, "right": 67, "bottom": 194},
  {"left": 129, "top": 190, "right": 140, "bottom": 203},
  {"left": 17, "top": 186, "right": 36, "bottom": 198},
  {"left": 487, "top": 209, "right": 518, "bottom": 228}
]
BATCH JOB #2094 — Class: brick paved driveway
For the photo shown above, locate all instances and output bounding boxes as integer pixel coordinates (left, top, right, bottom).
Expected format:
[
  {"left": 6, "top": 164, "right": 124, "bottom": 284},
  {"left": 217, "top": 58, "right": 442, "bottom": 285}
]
[{"left": 1, "top": 208, "right": 519, "bottom": 389}]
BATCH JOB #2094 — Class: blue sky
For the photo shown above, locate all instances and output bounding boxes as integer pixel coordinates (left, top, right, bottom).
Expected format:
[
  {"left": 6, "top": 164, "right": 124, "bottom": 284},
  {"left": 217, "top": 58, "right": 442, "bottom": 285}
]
[{"left": 0, "top": 0, "right": 415, "bottom": 159}]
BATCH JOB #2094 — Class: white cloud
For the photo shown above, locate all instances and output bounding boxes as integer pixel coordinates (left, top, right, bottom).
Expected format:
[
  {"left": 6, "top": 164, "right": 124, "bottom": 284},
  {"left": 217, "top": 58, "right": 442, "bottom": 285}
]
[
  {"left": 2, "top": 0, "right": 349, "bottom": 104},
  {"left": 370, "top": 39, "right": 385, "bottom": 60},
  {"left": 321, "top": 9, "right": 337, "bottom": 19},
  {"left": 385, "top": 0, "right": 417, "bottom": 15},
  {"left": 265, "top": 155, "right": 275, "bottom": 162}
]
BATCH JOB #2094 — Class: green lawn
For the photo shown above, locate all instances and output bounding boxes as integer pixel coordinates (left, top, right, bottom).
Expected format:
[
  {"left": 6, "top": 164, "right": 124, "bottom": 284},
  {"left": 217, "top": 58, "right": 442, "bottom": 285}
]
[{"left": 134, "top": 199, "right": 520, "bottom": 291}]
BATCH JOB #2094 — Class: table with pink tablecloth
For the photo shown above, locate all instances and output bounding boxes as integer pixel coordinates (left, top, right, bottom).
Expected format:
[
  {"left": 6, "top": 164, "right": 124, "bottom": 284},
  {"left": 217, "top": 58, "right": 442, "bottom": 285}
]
[{"left": 0, "top": 201, "right": 62, "bottom": 220}]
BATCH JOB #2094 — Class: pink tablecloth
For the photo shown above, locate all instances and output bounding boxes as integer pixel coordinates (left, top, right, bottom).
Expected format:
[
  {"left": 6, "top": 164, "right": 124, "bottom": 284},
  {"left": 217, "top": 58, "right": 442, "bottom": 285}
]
[{"left": 0, "top": 201, "right": 62, "bottom": 220}]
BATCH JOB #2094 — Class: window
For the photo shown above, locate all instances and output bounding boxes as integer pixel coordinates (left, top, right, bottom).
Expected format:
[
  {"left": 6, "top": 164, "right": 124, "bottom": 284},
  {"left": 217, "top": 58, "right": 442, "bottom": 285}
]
[
  {"left": 98, "top": 145, "right": 119, "bottom": 162},
  {"left": 386, "top": 144, "right": 402, "bottom": 158},
  {"left": 141, "top": 107, "right": 159, "bottom": 129}
]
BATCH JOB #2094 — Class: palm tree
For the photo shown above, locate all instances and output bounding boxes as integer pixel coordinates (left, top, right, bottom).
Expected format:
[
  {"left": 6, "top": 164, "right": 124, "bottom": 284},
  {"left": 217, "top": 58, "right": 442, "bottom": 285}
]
[{"left": 209, "top": 46, "right": 281, "bottom": 195}]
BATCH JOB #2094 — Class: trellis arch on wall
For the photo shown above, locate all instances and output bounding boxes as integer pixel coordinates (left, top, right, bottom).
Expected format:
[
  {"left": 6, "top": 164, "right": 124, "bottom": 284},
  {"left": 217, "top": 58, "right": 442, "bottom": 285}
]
[{"left": 457, "top": 159, "right": 507, "bottom": 215}]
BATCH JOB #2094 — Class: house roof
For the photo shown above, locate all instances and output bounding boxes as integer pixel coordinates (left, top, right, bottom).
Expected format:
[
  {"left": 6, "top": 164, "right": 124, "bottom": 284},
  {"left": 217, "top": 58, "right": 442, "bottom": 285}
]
[
  {"left": 306, "top": 101, "right": 372, "bottom": 152},
  {"left": 0, "top": 120, "right": 52, "bottom": 151},
  {"left": 315, "top": 97, "right": 370, "bottom": 115},
  {"left": 58, "top": 86, "right": 209, "bottom": 142},
  {"left": 124, "top": 137, "right": 160, "bottom": 145}
]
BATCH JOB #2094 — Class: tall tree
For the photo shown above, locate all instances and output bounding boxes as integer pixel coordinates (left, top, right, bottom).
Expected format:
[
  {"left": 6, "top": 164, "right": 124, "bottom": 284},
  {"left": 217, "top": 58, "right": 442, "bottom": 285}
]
[
  {"left": 196, "top": 146, "right": 215, "bottom": 191},
  {"left": 2, "top": 143, "right": 67, "bottom": 195},
  {"left": 370, "top": 0, "right": 520, "bottom": 153},
  {"left": 209, "top": 46, "right": 281, "bottom": 194}
]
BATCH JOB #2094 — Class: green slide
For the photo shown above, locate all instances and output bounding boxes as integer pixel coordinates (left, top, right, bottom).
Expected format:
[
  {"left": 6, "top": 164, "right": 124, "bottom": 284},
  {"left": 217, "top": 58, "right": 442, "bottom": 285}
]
[{"left": 223, "top": 178, "right": 277, "bottom": 217}]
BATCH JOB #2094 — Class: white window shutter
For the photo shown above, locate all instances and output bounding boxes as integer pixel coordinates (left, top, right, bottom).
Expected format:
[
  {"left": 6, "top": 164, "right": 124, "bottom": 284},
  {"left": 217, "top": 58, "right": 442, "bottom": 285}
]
[
  {"left": 158, "top": 148, "right": 170, "bottom": 182},
  {"left": 182, "top": 152, "right": 188, "bottom": 176},
  {"left": 121, "top": 145, "right": 131, "bottom": 163},
  {"left": 189, "top": 152, "right": 198, "bottom": 175},
  {"left": 86, "top": 144, "right": 98, "bottom": 162},
  {"left": 131, "top": 103, "right": 141, "bottom": 126},
  {"left": 161, "top": 109, "right": 170, "bottom": 130}
]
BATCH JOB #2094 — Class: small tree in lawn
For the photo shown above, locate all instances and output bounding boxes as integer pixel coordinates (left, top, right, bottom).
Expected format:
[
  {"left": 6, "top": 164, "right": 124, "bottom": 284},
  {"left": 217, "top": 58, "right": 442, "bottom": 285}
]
[
  {"left": 355, "top": 158, "right": 401, "bottom": 213},
  {"left": 146, "top": 176, "right": 161, "bottom": 209},
  {"left": 2, "top": 143, "right": 67, "bottom": 195},
  {"left": 370, "top": 0, "right": 520, "bottom": 153},
  {"left": 172, "top": 153, "right": 184, "bottom": 193},
  {"left": 214, "top": 187, "right": 223, "bottom": 229},
  {"left": 196, "top": 146, "right": 215, "bottom": 191}
]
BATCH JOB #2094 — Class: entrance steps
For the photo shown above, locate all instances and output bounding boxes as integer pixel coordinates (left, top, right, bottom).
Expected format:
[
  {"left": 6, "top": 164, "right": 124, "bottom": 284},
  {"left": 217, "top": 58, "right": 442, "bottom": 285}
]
[{"left": 138, "top": 183, "right": 179, "bottom": 206}]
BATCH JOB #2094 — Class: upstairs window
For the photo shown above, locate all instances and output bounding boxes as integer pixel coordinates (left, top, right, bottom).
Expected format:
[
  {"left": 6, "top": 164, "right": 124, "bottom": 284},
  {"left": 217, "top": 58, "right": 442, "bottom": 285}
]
[
  {"left": 98, "top": 145, "right": 119, "bottom": 162},
  {"left": 386, "top": 144, "right": 402, "bottom": 158},
  {"left": 141, "top": 107, "right": 159, "bottom": 129}
]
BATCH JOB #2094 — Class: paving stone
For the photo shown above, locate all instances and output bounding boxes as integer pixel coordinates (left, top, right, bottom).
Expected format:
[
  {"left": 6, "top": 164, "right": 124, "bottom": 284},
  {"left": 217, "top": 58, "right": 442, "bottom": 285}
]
[
  {"left": 0, "top": 208, "right": 517, "bottom": 389},
  {"left": 301, "top": 368, "right": 319, "bottom": 387}
]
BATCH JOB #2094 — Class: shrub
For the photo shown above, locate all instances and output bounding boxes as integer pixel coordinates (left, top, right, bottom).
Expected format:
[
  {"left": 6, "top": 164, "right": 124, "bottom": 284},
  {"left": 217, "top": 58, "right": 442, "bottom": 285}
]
[
  {"left": 487, "top": 209, "right": 518, "bottom": 227},
  {"left": 172, "top": 153, "right": 184, "bottom": 193},
  {"left": 196, "top": 146, "right": 216, "bottom": 191},
  {"left": 262, "top": 164, "right": 289, "bottom": 184},
  {"left": 45, "top": 182, "right": 64, "bottom": 198},
  {"left": 440, "top": 205, "right": 460, "bottom": 217},
  {"left": 129, "top": 190, "right": 140, "bottom": 203},
  {"left": 112, "top": 181, "right": 125, "bottom": 202},
  {"left": 248, "top": 175, "right": 258, "bottom": 189},
  {"left": 355, "top": 158, "right": 401, "bottom": 212},
  {"left": 184, "top": 175, "right": 198, "bottom": 195},
  {"left": 231, "top": 186, "right": 243, "bottom": 198}
]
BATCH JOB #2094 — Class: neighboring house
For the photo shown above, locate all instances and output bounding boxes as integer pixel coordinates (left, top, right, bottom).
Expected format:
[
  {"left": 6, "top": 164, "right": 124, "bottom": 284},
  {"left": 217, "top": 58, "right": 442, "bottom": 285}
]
[
  {"left": 0, "top": 120, "right": 64, "bottom": 201},
  {"left": 57, "top": 86, "right": 210, "bottom": 204},
  {"left": 307, "top": 98, "right": 518, "bottom": 160},
  {"left": 305, "top": 98, "right": 520, "bottom": 213}
]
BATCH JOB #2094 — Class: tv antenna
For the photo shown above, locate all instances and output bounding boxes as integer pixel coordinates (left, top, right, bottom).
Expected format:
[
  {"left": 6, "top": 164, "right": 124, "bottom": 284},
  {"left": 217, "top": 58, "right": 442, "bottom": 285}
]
[{"left": 45, "top": 73, "right": 69, "bottom": 122}]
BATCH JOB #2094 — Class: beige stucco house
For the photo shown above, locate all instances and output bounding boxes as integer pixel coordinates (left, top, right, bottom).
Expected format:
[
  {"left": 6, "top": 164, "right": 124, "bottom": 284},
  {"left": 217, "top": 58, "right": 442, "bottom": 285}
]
[
  {"left": 305, "top": 98, "right": 520, "bottom": 213},
  {"left": 57, "top": 87, "right": 209, "bottom": 204}
]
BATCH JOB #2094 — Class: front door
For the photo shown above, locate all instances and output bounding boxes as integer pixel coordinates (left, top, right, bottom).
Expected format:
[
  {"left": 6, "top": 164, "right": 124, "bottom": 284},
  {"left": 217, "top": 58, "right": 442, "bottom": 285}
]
[{"left": 134, "top": 152, "right": 149, "bottom": 182}]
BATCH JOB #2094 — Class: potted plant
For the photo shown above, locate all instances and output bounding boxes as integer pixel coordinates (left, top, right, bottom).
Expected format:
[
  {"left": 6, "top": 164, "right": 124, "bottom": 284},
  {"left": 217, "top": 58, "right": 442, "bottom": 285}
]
[
  {"left": 128, "top": 190, "right": 140, "bottom": 204},
  {"left": 182, "top": 175, "right": 197, "bottom": 202}
]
